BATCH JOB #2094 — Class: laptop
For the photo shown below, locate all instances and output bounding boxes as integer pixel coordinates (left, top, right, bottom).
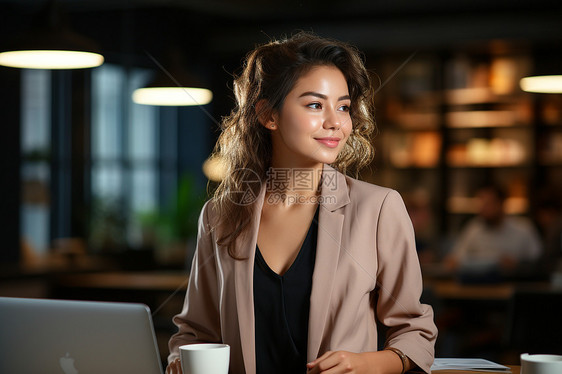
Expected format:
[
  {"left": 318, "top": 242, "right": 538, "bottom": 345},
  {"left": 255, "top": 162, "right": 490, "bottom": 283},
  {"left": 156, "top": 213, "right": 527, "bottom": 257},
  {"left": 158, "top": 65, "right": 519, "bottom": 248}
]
[{"left": 0, "top": 297, "right": 164, "bottom": 374}]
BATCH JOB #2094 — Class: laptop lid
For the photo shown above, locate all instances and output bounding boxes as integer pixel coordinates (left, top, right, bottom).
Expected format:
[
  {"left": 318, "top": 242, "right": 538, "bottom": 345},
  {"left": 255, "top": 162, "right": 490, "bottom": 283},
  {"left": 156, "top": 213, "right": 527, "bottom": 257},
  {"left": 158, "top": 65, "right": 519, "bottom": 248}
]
[{"left": 0, "top": 297, "right": 164, "bottom": 374}]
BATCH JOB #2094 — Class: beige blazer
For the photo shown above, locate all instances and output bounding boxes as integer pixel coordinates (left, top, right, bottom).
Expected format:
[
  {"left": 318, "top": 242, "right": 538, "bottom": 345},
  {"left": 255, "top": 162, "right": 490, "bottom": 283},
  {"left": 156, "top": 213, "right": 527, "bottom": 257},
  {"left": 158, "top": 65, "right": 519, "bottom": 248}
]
[{"left": 168, "top": 164, "right": 437, "bottom": 373}]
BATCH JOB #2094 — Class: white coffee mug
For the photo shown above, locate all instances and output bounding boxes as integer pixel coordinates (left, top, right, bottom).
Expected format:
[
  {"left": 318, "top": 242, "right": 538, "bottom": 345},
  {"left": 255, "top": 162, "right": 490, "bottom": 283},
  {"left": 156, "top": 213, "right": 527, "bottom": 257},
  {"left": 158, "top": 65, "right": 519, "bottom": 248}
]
[
  {"left": 521, "top": 353, "right": 562, "bottom": 374},
  {"left": 179, "top": 343, "right": 230, "bottom": 374}
]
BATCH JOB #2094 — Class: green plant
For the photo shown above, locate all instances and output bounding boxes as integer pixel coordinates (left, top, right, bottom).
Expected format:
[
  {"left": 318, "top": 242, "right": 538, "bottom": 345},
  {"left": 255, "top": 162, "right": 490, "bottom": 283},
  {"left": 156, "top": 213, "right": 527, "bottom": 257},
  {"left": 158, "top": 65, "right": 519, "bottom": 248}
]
[
  {"left": 89, "top": 196, "right": 128, "bottom": 253},
  {"left": 139, "top": 174, "right": 207, "bottom": 246}
]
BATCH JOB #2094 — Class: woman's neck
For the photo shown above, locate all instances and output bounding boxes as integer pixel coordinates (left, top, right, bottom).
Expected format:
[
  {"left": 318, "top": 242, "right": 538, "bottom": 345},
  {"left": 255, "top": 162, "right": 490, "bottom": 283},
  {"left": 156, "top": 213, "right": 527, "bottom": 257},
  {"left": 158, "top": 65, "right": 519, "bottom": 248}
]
[{"left": 265, "top": 160, "right": 323, "bottom": 207}]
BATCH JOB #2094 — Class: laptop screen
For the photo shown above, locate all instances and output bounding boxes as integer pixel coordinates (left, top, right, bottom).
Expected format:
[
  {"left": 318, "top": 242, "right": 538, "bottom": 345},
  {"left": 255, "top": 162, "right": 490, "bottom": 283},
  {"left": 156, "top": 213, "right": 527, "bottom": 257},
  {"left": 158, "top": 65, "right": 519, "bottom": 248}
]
[{"left": 0, "top": 297, "right": 164, "bottom": 374}]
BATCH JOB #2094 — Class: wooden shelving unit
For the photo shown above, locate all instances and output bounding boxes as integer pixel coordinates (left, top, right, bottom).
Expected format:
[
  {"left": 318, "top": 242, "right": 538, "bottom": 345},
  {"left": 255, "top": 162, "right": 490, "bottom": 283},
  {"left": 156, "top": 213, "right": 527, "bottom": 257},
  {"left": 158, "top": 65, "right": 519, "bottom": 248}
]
[{"left": 366, "top": 46, "right": 562, "bottom": 242}]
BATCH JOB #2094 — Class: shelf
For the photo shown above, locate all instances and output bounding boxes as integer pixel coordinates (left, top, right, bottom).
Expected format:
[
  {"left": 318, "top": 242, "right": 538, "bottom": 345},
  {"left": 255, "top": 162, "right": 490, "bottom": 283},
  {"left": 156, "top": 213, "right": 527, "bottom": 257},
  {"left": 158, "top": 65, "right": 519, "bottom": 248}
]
[
  {"left": 541, "top": 96, "right": 562, "bottom": 125},
  {"left": 446, "top": 123, "right": 532, "bottom": 130},
  {"left": 446, "top": 137, "right": 528, "bottom": 167},
  {"left": 388, "top": 112, "right": 440, "bottom": 130},
  {"left": 446, "top": 110, "right": 521, "bottom": 128},
  {"left": 446, "top": 161, "right": 532, "bottom": 168},
  {"left": 383, "top": 131, "right": 442, "bottom": 169},
  {"left": 371, "top": 49, "right": 554, "bottom": 236},
  {"left": 447, "top": 196, "right": 528, "bottom": 215},
  {"left": 382, "top": 165, "right": 440, "bottom": 171},
  {"left": 444, "top": 87, "right": 518, "bottom": 105}
]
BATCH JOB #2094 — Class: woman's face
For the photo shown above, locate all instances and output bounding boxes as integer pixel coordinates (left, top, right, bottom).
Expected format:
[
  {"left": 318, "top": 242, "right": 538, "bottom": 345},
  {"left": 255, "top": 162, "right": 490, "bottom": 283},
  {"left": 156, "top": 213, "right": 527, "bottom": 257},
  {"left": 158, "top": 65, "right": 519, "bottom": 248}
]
[{"left": 269, "top": 65, "right": 353, "bottom": 167}]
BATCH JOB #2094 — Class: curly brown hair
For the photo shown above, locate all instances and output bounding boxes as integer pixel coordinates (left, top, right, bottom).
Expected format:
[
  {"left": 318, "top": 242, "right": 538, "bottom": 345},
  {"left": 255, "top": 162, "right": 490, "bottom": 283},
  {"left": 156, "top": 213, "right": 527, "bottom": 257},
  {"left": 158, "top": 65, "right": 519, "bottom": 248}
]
[{"left": 211, "top": 31, "right": 376, "bottom": 258}]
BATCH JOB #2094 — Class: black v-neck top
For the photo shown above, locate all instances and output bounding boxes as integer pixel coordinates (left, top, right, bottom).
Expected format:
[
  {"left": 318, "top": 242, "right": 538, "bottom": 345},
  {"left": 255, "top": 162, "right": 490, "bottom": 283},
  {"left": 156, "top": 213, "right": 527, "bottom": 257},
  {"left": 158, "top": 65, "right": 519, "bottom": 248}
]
[{"left": 253, "top": 205, "right": 319, "bottom": 374}]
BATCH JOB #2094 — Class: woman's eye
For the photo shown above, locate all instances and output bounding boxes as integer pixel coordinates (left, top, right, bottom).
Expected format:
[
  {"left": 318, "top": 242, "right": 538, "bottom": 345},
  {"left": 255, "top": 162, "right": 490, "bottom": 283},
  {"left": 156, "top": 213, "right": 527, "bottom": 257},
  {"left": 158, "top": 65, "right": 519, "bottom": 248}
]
[
  {"left": 339, "top": 104, "right": 350, "bottom": 112},
  {"left": 307, "top": 102, "right": 322, "bottom": 110}
]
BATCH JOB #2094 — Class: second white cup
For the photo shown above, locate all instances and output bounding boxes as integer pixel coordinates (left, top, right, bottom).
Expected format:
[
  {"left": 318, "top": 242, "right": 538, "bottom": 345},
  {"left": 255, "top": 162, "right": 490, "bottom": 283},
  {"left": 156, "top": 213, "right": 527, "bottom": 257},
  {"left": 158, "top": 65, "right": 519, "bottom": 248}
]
[
  {"left": 179, "top": 343, "right": 230, "bottom": 374},
  {"left": 521, "top": 353, "right": 562, "bottom": 374}
]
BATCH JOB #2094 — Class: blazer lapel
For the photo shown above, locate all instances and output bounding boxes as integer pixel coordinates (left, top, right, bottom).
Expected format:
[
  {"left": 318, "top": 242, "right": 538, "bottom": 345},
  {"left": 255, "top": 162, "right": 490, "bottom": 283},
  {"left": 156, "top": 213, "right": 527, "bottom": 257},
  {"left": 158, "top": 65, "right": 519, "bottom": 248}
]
[
  {"left": 231, "top": 165, "right": 350, "bottom": 371},
  {"left": 308, "top": 164, "right": 350, "bottom": 361},
  {"left": 233, "top": 186, "right": 265, "bottom": 374}
]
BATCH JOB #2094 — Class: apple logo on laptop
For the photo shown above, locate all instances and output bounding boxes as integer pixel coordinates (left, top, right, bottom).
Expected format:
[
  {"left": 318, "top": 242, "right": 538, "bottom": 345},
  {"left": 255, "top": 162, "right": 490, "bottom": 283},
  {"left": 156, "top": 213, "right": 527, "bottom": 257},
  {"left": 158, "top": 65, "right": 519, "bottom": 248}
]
[{"left": 59, "top": 352, "right": 78, "bottom": 374}]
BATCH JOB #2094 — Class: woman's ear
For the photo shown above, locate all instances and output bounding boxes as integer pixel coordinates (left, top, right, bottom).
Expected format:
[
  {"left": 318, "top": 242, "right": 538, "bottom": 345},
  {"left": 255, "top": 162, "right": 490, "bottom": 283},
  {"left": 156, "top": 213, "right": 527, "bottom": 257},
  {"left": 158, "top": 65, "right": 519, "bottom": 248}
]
[{"left": 256, "top": 99, "right": 277, "bottom": 130}]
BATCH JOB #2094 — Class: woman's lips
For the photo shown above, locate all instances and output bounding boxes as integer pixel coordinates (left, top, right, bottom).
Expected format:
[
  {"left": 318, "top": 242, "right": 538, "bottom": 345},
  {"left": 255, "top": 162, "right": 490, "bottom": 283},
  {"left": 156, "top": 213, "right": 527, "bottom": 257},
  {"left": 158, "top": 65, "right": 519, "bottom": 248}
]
[{"left": 315, "top": 137, "right": 341, "bottom": 148}]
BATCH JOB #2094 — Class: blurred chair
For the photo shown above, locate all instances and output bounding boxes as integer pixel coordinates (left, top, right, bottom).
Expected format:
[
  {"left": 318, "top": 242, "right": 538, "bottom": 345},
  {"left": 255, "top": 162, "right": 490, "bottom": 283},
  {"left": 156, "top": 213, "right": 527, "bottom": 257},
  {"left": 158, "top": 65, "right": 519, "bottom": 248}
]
[
  {"left": 50, "top": 237, "right": 88, "bottom": 267},
  {"left": 505, "top": 289, "right": 562, "bottom": 355},
  {"left": 20, "top": 237, "right": 41, "bottom": 266},
  {"left": 52, "top": 237, "right": 86, "bottom": 257}
]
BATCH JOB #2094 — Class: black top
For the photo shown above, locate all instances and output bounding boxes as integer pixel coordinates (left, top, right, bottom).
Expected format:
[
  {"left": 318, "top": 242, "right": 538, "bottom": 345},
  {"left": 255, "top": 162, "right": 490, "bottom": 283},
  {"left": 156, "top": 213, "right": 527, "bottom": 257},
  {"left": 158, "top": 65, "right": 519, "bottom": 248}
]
[{"left": 253, "top": 205, "right": 319, "bottom": 374}]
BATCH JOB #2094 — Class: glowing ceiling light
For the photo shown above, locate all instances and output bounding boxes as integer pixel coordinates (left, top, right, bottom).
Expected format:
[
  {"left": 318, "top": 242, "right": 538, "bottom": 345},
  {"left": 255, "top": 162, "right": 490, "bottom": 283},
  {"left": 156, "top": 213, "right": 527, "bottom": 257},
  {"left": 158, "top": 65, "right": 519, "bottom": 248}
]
[
  {"left": 0, "top": 1, "right": 104, "bottom": 70},
  {"left": 202, "top": 156, "right": 227, "bottom": 182},
  {"left": 520, "top": 75, "right": 562, "bottom": 94},
  {"left": 0, "top": 50, "right": 104, "bottom": 69},
  {"left": 132, "top": 87, "right": 213, "bottom": 106}
]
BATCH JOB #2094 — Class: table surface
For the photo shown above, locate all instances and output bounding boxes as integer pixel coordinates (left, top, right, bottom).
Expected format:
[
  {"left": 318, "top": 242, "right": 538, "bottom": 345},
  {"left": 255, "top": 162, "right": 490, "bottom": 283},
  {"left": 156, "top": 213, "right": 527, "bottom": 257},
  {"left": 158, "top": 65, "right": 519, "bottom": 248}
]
[
  {"left": 425, "top": 279, "right": 516, "bottom": 300},
  {"left": 432, "top": 365, "right": 520, "bottom": 374},
  {"left": 31, "top": 271, "right": 528, "bottom": 374},
  {"left": 423, "top": 277, "right": 553, "bottom": 302},
  {"left": 50, "top": 266, "right": 556, "bottom": 301},
  {"left": 54, "top": 271, "right": 189, "bottom": 291}
]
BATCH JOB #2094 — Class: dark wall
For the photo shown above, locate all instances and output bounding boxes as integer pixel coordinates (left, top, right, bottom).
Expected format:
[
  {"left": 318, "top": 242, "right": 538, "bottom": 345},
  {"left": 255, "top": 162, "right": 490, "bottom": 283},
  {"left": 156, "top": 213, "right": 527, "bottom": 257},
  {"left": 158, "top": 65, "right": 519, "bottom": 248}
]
[{"left": 0, "top": 66, "right": 21, "bottom": 263}]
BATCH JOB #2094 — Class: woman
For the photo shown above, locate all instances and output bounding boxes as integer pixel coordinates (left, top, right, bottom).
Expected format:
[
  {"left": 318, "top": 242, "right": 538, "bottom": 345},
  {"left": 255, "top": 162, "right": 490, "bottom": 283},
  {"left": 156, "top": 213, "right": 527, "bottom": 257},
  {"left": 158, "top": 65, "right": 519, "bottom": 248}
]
[{"left": 167, "top": 32, "right": 437, "bottom": 374}]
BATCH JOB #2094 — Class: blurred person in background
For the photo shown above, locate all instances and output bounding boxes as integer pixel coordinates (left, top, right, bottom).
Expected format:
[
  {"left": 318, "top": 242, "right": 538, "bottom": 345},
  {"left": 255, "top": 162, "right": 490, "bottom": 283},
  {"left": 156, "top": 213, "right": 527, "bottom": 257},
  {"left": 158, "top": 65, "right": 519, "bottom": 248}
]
[{"left": 445, "top": 185, "right": 542, "bottom": 282}]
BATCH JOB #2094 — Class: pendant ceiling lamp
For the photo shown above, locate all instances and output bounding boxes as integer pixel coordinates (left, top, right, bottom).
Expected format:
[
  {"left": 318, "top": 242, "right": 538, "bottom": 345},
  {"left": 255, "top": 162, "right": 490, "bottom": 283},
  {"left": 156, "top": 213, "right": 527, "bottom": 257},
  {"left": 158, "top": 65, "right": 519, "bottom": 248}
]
[
  {"left": 132, "top": 49, "right": 212, "bottom": 106},
  {"left": 202, "top": 155, "right": 227, "bottom": 182},
  {"left": 0, "top": 0, "right": 104, "bottom": 70},
  {"left": 520, "top": 49, "right": 562, "bottom": 94},
  {"left": 520, "top": 75, "right": 562, "bottom": 93}
]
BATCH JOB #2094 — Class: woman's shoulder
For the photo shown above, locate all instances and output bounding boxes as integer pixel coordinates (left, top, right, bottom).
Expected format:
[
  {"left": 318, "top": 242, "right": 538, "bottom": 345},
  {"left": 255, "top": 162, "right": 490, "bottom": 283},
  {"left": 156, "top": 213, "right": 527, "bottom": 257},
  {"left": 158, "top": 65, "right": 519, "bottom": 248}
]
[
  {"left": 336, "top": 173, "right": 412, "bottom": 229},
  {"left": 197, "top": 198, "right": 219, "bottom": 230},
  {"left": 324, "top": 164, "right": 396, "bottom": 203},
  {"left": 342, "top": 173, "right": 399, "bottom": 204}
]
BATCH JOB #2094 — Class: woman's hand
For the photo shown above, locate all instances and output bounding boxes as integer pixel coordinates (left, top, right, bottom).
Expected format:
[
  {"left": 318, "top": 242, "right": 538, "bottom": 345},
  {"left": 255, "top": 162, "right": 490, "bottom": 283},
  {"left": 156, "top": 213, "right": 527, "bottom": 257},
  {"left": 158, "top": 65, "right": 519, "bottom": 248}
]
[
  {"left": 306, "top": 349, "right": 406, "bottom": 374},
  {"left": 165, "top": 357, "right": 182, "bottom": 374},
  {"left": 306, "top": 351, "right": 368, "bottom": 374}
]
